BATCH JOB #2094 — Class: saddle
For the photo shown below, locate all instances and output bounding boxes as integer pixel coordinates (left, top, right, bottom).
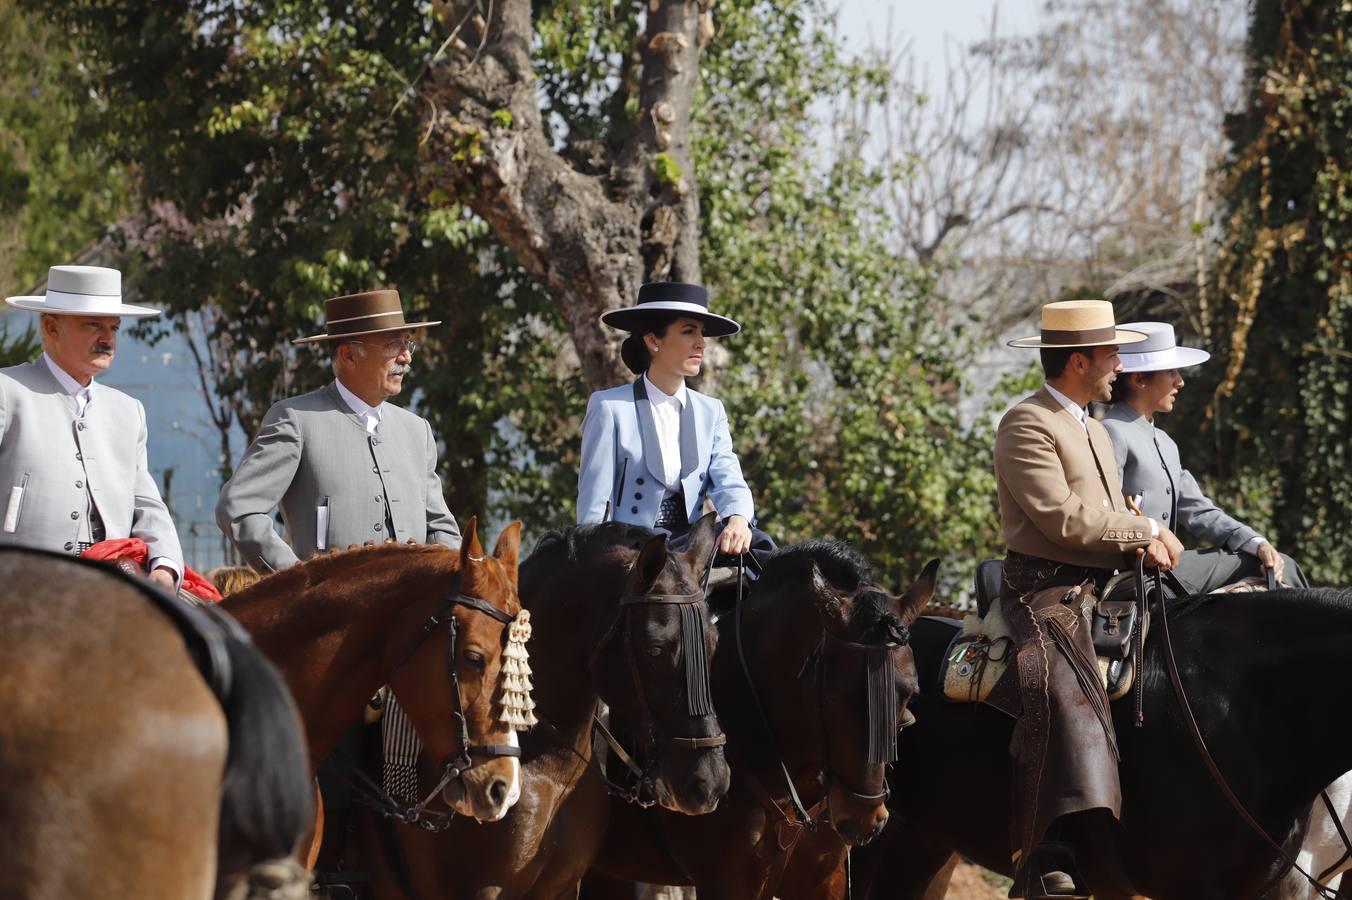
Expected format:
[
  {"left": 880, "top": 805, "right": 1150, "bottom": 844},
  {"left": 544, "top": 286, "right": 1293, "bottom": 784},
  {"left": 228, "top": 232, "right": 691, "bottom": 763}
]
[{"left": 941, "top": 561, "right": 1146, "bottom": 711}]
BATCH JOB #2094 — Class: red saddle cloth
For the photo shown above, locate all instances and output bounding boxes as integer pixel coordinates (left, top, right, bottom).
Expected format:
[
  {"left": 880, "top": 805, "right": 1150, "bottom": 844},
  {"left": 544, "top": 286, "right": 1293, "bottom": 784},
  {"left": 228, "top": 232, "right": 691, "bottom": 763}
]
[{"left": 80, "top": 538, "right": 223, "bottom": 603}]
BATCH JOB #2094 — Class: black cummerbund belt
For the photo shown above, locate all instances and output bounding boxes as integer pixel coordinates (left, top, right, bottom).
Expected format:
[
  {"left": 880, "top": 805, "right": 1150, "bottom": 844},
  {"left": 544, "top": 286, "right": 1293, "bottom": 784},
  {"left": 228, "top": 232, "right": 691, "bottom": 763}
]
[{"left": 654, "top": 489, "right": 688, "bottom": 531}]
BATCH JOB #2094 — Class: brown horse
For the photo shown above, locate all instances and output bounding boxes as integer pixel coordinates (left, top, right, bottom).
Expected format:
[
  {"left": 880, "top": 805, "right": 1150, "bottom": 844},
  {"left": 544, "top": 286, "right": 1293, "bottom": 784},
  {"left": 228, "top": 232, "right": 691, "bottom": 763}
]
[
  {"left": 0, "top": 546, "right": 313, "bottom": 900},
  {"left": 352, "top": 514, "right": 730, "bottom": 899},
  {"left": 582, "top": 542, "right": 938, "bottom": 900},
  {"left": 223, "top": 517, "right": 527, "bottom": 828}
]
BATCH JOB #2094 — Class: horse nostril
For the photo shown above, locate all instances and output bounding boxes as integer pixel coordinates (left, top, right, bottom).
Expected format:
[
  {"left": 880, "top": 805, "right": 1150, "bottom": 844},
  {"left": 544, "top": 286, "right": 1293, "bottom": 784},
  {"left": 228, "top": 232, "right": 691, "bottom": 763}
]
[{"left": 488, "top": 778, "right": 509, "bottom": 807}]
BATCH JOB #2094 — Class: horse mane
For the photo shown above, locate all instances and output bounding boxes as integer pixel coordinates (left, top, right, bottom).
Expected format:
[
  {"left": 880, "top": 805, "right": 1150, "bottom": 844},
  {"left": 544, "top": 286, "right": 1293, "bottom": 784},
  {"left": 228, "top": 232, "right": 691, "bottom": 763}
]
[
  {"left": 529, "top": 522, "right": 662, "bottom": 563},
  {"left": 1169, "top": 585, "right": 1352, "bottom": 619},
  {"left": 231, "top": 542, "right": 451, "bottom": 600},
  {"left": 757, "top": 539, "right": 875, "bottom": 595}
]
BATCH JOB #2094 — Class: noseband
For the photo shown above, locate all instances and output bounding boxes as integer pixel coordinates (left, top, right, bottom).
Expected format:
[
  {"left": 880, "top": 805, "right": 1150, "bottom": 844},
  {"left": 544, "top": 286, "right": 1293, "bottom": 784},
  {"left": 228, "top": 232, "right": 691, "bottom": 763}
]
[
  {"left": 356, "top": 574, "right": 523, "bottom": 831},
  {"left": 590, "top": 584, "right": 727, "bottom": 806}
]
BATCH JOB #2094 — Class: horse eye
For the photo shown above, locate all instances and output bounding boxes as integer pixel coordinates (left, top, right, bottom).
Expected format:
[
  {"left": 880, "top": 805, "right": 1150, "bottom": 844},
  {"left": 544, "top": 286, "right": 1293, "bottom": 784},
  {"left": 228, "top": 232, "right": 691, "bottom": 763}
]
[
  {"left": 646, "top": 645, "right": 663, "bottom": 657},
  {"left": 465, "top": 650, "right": 486, "bottom": 670}
]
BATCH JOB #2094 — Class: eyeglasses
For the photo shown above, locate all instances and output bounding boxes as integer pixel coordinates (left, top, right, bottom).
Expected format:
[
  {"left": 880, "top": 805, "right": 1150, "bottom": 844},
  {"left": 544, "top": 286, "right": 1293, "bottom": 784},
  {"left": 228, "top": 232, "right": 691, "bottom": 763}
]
[{"left": 352, "top": 337, "right": 417, "bottom": 356}]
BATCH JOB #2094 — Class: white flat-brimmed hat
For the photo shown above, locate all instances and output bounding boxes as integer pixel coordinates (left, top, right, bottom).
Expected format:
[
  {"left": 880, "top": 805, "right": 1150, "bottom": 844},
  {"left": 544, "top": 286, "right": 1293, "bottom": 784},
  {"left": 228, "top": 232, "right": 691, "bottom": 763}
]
[
  {"left": 1116, "top": 322, "right": 1210, "bottom": 372},
  {"left": 5, "top": 265, "right": 161, "bottom": 318},
  {"left": 600, "top": 282, "right": 740, "bottom": 337},
  {"left": 1008, "top": 300, "right": 1147, "bottom": 349}
]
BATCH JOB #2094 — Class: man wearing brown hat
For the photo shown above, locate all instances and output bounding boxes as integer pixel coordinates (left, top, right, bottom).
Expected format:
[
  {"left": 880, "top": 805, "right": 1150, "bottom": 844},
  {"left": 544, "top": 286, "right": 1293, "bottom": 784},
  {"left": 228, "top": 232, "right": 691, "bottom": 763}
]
[
  {"left": 216, "top": 289, "right": 461, "bottom": 572},
  {"left": 994, "top": 300, "right": 1183, "bottom": 899}
]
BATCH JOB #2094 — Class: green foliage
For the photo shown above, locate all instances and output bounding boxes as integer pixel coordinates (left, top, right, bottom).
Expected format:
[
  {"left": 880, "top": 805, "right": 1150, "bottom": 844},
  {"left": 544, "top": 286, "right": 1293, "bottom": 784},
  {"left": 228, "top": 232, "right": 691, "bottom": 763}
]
[
  {"left": 653, "top": 152, "right": 682, "bottom": 187},
  {"left": 24, "top": 0, "right": 999, "bottom": 586},
  {"left": 0, "top": 6, "right": 129, "bottom": 290},
  {"left": 1181, "top": 0, "right": 1352, "bottom": 583},
  {"left": 695, "top": 2, "right": 999, "bottom": 587}
]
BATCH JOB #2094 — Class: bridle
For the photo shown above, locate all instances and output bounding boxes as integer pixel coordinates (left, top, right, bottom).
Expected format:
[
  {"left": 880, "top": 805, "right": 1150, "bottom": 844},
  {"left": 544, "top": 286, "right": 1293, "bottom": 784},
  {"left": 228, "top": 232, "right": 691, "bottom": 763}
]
[
  {"left": 734, "top": 555, "right": 911, "bottom": 829},
  {"left": 325, "top": 573, "right": 523, "bottom": 832},
  {"left": 590, "top": 580, "right": 727, "bottom": 806}
]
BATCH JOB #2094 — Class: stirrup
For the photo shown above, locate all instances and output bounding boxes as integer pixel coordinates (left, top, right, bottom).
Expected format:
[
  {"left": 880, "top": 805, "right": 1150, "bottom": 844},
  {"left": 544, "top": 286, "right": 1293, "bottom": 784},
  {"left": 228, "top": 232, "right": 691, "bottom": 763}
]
[{"left": 1018, "top": 841, "right": 1088, "bottom": 900}]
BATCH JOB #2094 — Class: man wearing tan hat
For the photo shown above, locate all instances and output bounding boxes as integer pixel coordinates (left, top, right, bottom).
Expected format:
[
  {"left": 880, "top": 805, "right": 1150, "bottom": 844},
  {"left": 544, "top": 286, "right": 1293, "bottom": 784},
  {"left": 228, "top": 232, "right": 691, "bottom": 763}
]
[
  {"left": 216, "top": 289, "right": 461, "bottom": 572},
  {"left": 994, "top": 300, "right": 1183, "bottom": 898},
  {"left": 1, "top": 265, "right": 182, "bottom": 589}
]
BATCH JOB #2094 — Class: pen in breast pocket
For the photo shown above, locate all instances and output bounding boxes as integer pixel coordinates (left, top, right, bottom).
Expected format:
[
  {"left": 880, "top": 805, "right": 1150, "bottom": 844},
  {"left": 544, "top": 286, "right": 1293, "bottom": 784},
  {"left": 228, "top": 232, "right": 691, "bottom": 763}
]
[
  {"left": 316, "top": 496, "right": 330, "bottom": 551},
  {"left": 3, "top": 473, "right": 28, "bottom": 534}
]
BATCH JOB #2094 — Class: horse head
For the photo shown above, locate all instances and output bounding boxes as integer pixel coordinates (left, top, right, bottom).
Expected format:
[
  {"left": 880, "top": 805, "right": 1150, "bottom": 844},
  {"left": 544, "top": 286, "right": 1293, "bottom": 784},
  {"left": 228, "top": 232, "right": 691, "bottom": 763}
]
[
  {"left": 592, "top": 511, "right": 731, "bottom": 815},
  {"left": 800, "top": 555, "right": 937, "bottom": 846},
  {"left": 387, "top": 516, "right": 528, "bottom": 824}
]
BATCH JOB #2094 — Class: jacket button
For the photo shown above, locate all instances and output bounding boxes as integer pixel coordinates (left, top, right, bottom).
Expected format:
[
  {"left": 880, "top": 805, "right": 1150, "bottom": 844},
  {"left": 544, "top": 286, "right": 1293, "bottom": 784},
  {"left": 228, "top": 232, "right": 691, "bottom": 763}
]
[
  {"left": 1162, "top": 513, "right": 1169, "bottom": 520},
  {"left": 374, "top": 523, "right": 383, "bottom": 531},
  {"left": 75, "top": 480, "right": 83, "bottom": 489},
  {"left": 70, "top": 511, "right": 79, "bottom": 520},
  {"left": 372, "top": 466, "right": 379, "bottom": 474},
  {"left": 634, "top": 492, "right": 642, "bottom": 500},
  {"left": 636, "top": 477, "right": 645, "bottom": 485},
  {"left": 631, "top": 506, "right": 639, "bottom": 514},
  {"left": 375, "top": 495, "right": 383, "bottom": 502},
  {"left": 63, "top": 542, "right": 73, "bottom": 551},
  {"left": 699, "top": 473, "right": 705, "bottom": 481},
  {"left": 1165, "top": 488, "right": 1172, "bottom": 495},
  {"left": 75, "top": 453, "right": 81, "bottom": 461}
]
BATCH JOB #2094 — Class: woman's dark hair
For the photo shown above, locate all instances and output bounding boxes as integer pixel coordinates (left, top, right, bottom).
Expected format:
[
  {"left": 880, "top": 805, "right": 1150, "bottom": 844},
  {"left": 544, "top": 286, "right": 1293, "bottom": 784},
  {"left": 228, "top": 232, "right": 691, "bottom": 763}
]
[
  {"left": 1109, "top": 370, "right": 1156, "bottom": 404},
  {"left": 619, "top": 312, "right": 683, "bottom": 375}
]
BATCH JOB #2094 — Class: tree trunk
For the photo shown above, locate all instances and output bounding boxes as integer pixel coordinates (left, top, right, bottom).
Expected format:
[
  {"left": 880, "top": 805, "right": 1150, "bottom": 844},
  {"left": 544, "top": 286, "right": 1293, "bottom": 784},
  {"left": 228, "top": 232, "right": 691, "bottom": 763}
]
[{"left": 419, "top": 0, "right": 712, "bottom": 391}]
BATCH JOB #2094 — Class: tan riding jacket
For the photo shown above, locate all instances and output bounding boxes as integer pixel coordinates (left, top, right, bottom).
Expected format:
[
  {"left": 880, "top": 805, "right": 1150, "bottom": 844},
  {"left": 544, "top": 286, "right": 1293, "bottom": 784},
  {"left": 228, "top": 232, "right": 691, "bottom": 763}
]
[{"left": 994, "top": 388, "right": 1150, "bottom": 570}]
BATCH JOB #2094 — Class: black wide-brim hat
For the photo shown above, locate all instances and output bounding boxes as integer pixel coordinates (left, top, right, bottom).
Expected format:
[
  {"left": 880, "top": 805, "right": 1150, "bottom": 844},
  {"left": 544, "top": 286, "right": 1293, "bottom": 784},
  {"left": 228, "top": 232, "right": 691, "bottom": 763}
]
[{"left": 599, "top": 282, "right": 741, "bottom": 337}]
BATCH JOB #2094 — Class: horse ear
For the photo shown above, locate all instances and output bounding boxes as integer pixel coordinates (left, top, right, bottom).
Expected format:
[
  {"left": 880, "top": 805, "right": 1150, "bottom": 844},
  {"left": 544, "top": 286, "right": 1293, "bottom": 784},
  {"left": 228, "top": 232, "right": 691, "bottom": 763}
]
[
  {"left": 631, "top": 533, "right": 669, "bottom": 593},
  {"left": 807, "top": 561, "right": 849, "bottom": 629},
  {"left": 492, "top": 521, "right": 523, "bottom": 589},
  {"left": 680, "top": 511, "right": 720, "bottom": 579},
  {"left": 896, "top": 559, "right": 940, "bottom": 625},
  {"left": 459, "top": 516, "right": 484, "bottom": 569}
]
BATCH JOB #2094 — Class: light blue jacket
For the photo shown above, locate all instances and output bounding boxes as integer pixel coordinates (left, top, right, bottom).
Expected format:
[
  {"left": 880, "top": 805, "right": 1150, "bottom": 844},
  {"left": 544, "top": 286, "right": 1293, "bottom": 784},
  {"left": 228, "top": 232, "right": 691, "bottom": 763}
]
[{"left": 577, "top": 378, "right": 755, "bottom": 527}]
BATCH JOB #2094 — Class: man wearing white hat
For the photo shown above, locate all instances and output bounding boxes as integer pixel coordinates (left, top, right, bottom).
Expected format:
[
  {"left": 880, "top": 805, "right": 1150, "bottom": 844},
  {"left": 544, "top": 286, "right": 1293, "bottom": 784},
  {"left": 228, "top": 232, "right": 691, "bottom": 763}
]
[
  {"left": 1, "top": 265, "right": 182, "bottom": 589},
  {"left": 1102, "top": 321, "right": 1307, "bottom": 594},
  {"left": 994, "top": 300, "right": 1184, "bottom": 898}
]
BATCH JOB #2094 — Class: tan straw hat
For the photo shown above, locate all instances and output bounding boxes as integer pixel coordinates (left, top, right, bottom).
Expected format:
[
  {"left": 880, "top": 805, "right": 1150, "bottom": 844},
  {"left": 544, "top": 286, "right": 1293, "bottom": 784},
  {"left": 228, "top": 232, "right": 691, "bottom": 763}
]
[
  {"left": 293, "top": 289, "right": 441, "bottom": 345},
  {"left": 1008, "top": 300, "right": 1147, "bottom": 349}
]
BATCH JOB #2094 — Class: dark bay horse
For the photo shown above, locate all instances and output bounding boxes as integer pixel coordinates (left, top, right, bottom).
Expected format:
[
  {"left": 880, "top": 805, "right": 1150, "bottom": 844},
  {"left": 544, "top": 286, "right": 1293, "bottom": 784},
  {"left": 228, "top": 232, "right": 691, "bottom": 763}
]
[
  {"left": 353, "top": 513, "right": 730, "bottom": 899},
  {"left": 855, "top": 587, "right": 1352, "bottom": 900},
  {"left": 224, "top": 517, "right": 527, "bottom": 826},
  {"left": 0, "top": 547, "right": 312, "bottom": 900},
  {"left": 583, "top": 542, "right": 938, "bottom": 900}
]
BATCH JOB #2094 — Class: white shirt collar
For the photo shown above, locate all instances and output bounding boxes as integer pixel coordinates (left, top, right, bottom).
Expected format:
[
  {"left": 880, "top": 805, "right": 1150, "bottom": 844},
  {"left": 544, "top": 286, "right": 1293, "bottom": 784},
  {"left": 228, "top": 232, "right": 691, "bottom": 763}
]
[
  {"left": 334, "top": 378, "right": 384, "bottom": 434},
  {"left": 643, "top": 372, "right": 688, "bottom": 409},
  {"left": 41, "top": 353, "right": 94, "bottom": 415},
  {"left": 1044, "top": 383, "right": 1087, "bottom": 430}
]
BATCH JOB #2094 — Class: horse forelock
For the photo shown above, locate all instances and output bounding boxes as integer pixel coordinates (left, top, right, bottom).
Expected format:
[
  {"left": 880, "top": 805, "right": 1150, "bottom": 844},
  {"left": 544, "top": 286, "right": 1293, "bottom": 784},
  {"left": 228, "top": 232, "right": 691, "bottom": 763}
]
[{"left": 846, "top": 589, "right": 906, "bottom": 643}]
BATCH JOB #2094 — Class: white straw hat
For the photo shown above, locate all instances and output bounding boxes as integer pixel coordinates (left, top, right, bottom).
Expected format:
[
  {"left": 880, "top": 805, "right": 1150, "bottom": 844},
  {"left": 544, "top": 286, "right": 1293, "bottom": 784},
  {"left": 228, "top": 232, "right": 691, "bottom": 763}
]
[{"left": 5, "top": 266, "right": 161, "bottom": 318}]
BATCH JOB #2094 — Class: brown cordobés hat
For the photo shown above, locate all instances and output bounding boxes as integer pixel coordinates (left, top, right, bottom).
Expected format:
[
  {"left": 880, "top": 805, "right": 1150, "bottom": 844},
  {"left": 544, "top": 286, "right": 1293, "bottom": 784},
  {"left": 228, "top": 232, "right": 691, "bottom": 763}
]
[{"left": 293, "top": 289, "right": 441, "bottom": 345}]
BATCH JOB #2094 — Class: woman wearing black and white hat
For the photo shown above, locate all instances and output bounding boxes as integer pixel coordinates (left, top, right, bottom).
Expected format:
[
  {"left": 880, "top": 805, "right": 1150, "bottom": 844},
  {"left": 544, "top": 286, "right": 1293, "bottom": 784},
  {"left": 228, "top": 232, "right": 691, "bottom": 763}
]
[
  {"left": 1101, "top": 321, "right": 1307, "bottom": 592},
  {"left": 577, "top": 282, "right": 774, "bottom": 566}
]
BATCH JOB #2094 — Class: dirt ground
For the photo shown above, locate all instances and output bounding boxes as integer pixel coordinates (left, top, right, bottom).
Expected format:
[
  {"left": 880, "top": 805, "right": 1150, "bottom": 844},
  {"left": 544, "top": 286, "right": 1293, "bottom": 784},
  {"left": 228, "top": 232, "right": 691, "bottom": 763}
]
[{"left": 635, "top": 859, "right": 1011, "bottom": 899}]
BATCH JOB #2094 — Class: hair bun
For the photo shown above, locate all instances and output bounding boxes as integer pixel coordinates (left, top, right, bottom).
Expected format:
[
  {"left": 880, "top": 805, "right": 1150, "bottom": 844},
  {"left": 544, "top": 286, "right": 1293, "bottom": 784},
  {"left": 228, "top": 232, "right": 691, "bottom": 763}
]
[{"left": 620, "top": 334, "right": 651, "bottom": 375}]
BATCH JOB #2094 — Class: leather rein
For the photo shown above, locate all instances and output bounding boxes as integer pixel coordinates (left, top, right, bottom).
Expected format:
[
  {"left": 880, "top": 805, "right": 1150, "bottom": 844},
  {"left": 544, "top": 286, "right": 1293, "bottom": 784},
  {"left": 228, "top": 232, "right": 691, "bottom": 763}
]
[
  {"left": 1144, "top": 561, "right": 1345, "bottom": 898},
  {"left": 322, "top": 573, "right": 522, "bottom": 832},
  {"left": 589, "top": 579, "right": 727, "bottom": 807}
]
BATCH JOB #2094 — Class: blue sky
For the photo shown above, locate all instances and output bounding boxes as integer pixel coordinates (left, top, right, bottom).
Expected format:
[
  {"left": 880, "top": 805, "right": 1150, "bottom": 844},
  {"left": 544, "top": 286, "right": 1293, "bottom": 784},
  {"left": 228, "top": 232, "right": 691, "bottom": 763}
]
[{"left": 835, "top": 0, "right": 1038, "bottom": 77}]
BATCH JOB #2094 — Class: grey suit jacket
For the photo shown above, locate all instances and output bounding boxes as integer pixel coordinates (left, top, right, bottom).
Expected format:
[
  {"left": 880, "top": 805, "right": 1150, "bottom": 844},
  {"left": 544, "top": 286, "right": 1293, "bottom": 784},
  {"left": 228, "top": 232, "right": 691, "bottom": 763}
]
[
  {"left": 216, "top": 382, "right": 461, "bottom": 572},
  {"left": 0, "top": 359, "right": 182, "bottom": 564},
  {"left": 1101, "top": 403, "right": 1259, "bottom": 552}
]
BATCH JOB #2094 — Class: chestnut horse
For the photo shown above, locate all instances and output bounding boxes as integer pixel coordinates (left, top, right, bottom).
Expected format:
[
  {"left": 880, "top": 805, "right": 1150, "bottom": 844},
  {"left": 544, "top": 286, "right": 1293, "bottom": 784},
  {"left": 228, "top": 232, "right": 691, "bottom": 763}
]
[
  {"left": 583, "top": 542, "right": 938, "bottom": 900},
  {"left": 0, "top": 546, "right": 313, "bottom": 900},
  {"left": 352, "top": 514, "right": 730, "bottom": 899},
  {"left": 223, "top": 517, "right": 528, "bottom": 832}
]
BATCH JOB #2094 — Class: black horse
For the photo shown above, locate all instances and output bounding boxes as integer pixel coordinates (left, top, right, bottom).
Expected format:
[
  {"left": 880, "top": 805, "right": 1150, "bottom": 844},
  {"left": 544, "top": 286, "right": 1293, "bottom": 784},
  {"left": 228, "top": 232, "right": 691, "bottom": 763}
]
[{"left": 855, "top": 586, "right": 1352, "bottom": 900}]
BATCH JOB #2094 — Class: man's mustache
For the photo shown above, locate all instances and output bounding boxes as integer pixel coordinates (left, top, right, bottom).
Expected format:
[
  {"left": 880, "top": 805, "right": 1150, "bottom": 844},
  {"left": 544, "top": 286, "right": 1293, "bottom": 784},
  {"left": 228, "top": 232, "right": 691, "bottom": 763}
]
[
  {"left": 388, "top": 363, "right": 411, "bottom": 376},
  {"left": 91, "top": 343, "right": 114, "bottom": 356}
]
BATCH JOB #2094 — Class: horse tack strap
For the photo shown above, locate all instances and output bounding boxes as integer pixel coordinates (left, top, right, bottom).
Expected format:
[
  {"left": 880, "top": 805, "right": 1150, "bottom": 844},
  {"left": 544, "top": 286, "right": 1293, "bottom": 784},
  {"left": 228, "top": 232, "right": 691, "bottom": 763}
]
[
  {"left": 743, "top": 769, "right": 828, "bottom": 894},
  {"left": 1150, "top": 567, "right": 1340, "bottom": 900},
  {"left": 667, "top": 734, "right": 726, "bottom": 749}
]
